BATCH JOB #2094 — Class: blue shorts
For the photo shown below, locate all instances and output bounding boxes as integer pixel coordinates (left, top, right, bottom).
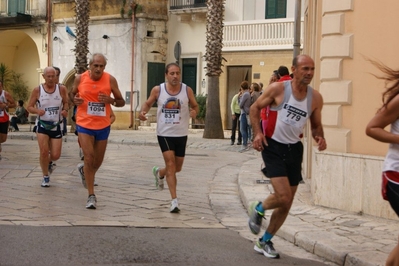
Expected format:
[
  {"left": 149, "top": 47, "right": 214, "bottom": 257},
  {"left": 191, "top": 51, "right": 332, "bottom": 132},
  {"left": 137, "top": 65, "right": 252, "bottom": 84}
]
[{"left": 76, "top": 125, "right": 110, "bottom": 141}]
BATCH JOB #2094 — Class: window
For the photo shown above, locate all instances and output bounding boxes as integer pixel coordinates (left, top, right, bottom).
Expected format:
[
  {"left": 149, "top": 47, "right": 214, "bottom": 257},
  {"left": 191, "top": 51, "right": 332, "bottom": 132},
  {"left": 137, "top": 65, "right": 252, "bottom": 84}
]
[
  {"left": 265, "top": 0, "right": 286, "bottom": 19},
  {"left": 8, "top": 0, "right": 25, "bottom": 16}
]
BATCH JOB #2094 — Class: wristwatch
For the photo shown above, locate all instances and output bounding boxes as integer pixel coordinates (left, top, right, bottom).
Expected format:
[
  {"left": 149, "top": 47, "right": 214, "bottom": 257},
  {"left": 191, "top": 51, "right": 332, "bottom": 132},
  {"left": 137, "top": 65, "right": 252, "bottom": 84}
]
[{"left": 112, "top": 99, "right": 116, "bottom": 106}]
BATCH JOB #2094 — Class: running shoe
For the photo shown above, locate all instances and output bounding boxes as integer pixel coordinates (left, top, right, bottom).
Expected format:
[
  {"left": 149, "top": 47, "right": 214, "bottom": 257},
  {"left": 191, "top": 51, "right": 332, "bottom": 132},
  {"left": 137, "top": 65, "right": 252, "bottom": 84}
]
[
  {"left": 170, "top": 198, "right": 180, "bottom": 213},
  {"left": 86, "top": 195, "right": 97, "bottom": 209},
  {"left": 41, "top": 176, "right": 50, "bottom": 187},
  {"left": 254, "top": 239, "right": 280, "bottom": 259},
  {"left": 238, "top": 145, "right": 249, "bottom": 153},
  {"left": 152, "top": 166, "right": 164, "bottom": 191},
  {"left": 79, "top": 148, "right": 84, "bottom": 161},
  {"left": 48, "top": 161, "right": 56, "bottom": 175},
  {"left": 77, "top": 163, "right": 87, "bottom": 188},
  {"left": 248, "top": 201, "right": 265, "bottom": 234}
]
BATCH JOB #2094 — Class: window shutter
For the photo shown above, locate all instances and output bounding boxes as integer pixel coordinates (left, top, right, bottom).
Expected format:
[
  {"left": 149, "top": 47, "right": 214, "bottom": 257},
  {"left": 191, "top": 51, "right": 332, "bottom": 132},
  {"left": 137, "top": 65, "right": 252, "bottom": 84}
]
[
  {"left": 8, "top": 0, "right": 25, "bottom": 16},
  {"left": 265, "top": 0, "right": 286, "bottom": 19}
]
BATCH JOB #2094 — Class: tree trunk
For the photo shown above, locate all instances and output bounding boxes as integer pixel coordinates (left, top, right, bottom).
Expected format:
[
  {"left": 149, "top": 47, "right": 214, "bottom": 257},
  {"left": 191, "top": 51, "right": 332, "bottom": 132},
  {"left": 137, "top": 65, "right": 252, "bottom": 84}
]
[
  {"left": 74, "top": 0, "right": 90, "bottom": 74},
  {"left": 203, "top": 0, "right": 225, "bottom": 139},
  {"left": 203, "top": 76, "right": 224, "bottom": 138}
]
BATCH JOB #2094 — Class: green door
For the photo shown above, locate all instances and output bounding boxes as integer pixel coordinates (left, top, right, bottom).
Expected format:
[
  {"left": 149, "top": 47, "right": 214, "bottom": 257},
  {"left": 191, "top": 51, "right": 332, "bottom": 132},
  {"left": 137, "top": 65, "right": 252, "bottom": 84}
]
[
  {"left": 182, "top": 58, "right": 197, "bottom": 95},
  {"left": 147, "top": 62, "right": 165, "bottom": 107}
]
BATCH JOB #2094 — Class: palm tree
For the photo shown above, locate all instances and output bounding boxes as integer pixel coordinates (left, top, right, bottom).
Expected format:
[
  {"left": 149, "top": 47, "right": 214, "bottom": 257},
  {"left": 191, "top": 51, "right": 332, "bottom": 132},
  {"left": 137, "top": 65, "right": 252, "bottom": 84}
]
[
  {"left": 0, "top": 63, "right": 11, "bottom": 87},
  {"left": 74, "top": 0, "right": 90, "bottom": 74},
  {"left": 203, "top": 0, "right": 225, "bottom": 139}
]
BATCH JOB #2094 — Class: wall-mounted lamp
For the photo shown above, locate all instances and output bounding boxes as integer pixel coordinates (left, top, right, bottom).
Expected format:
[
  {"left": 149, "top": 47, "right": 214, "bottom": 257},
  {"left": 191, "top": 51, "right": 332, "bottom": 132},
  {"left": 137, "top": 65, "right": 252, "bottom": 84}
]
[
  {"left": 202, "top": 79, "right": 206, "bottom": 88},
  {"left": 102, "top": 35, "right": 110, "bottom": 39},
  {"left": 53, "top": 36, "right": 59, "bottom": 41}
]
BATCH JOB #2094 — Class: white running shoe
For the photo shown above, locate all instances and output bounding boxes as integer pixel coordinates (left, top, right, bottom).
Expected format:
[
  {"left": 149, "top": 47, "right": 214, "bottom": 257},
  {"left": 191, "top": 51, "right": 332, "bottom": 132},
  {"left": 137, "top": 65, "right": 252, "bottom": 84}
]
[
  {"left": 41, "top": 176, "right": 50, "bottom": 187},
  {"left": 152, "top": 166, "right": 164, "bottom": 191},
  {"left": 86, "top": 195, "right": 97, "bottom": 209},
  {"left": 77, "top": 163, "right": 87, "bottom": 188},
  {"left": 170, "top": 198, "right": 180, "bottom": 213}
]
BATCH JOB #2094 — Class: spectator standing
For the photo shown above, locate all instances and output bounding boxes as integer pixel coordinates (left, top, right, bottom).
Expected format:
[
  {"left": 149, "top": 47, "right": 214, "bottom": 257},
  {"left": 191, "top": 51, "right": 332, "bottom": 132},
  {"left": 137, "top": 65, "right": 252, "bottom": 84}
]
[
  {"left": 230, "top": 88, "right": 242, "bottom": 145},
  {"left": 238, "top": 81, "right": 252, "bottom": 152},
  {"left": 277, "top": 65, "right": 292, "bottom": 82}
]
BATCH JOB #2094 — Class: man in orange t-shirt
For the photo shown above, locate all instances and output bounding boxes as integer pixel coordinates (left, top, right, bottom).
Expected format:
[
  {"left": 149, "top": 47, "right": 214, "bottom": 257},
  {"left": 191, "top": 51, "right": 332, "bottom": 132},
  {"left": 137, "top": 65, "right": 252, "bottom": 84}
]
[{"left": 69, "top": 53, "right": 125, "bottom": 209}]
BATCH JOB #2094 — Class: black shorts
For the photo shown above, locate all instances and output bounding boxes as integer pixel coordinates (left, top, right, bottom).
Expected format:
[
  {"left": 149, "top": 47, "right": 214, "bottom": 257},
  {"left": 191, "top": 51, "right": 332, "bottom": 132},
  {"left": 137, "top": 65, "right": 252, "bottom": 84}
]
[
  {"left": 0, "top": 121, "right": 9, "bottom": 134},
  {"left": 157, "top": 136, "right": 188, "bottom": 157},
  {"left": 37, "top": 123, "right": 62, "bottom": 139},
  {"left": 261, "top": 137, "right": 303, "bottom": 186},
  {"left": 382, "top": 172, "right": 399, "bottom": 217}
]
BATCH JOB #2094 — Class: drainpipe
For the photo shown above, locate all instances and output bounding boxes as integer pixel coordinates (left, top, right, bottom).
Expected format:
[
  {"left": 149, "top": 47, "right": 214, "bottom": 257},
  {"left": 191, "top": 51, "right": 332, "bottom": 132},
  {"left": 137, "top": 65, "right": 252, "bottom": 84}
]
[
  {"left": 47, "top": 0, "right": 52, "bottom": 66},
  {"left": 129, "top": 2, "right": 137, "bottom": 129},
  {"left": 293, "top": 0, "right": 301, "bottom": 58}
]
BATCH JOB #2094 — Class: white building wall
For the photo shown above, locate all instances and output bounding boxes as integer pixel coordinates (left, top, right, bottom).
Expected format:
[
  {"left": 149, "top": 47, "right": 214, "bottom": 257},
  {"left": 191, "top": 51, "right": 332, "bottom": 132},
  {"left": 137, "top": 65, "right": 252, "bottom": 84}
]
[
  {"left": 167, "top": 15, "right": 207, "bottom": 94},
  {"left": 52, "top": 20, "right": 133, "bottom": 112}
]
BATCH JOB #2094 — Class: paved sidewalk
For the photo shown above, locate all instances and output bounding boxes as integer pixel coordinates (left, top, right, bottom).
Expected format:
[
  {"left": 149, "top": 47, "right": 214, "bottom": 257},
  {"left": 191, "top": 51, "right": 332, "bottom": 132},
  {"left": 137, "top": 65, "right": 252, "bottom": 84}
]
[{"left": 2, "top": 125, "right": 398, "bottom": 266}]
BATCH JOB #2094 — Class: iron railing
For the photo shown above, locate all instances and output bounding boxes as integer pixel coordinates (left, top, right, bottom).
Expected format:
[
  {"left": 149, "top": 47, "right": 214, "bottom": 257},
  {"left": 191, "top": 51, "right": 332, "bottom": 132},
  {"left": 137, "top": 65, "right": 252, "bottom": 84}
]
[{"left": 170, "top": 0, "right": 206, "bottom": 10}]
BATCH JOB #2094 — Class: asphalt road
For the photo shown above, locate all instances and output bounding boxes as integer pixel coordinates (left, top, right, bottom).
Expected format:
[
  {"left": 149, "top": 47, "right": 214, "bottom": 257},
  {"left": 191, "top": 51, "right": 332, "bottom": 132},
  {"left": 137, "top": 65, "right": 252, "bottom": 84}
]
[{"left": 0, "top": 226, "right": 330, "bottom": 266}]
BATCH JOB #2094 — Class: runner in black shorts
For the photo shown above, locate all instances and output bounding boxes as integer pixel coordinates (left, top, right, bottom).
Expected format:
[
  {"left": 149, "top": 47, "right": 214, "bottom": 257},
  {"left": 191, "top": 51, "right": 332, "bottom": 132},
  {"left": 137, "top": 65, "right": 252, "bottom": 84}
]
[
  {"left": 139, "top": 63, "right": 199, "bottom": 213},
  {"left": 366, "top": 58, "right": 399, "bottom": 266},
  {"left": 247, "top": 55, "right": 327, "bottom": 259}
]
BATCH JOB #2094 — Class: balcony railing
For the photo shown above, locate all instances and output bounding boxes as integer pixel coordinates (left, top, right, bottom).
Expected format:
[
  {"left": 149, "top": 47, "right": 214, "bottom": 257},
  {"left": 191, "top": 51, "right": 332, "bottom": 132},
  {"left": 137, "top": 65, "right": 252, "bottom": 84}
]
[
  {"left": 223, "top": 18, "right": 303, "bottom": 51},
  {"left": 170, "top": 0, "right": 206, "bottom": 10}
]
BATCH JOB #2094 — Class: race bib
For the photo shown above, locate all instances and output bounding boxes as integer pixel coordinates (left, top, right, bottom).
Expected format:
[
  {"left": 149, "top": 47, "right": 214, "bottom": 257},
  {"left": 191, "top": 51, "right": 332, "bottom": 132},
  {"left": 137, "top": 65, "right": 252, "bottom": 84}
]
[
  {"left": 161, "top": 97, "right": 181, "bottom": 124},
  {"left": 278, "top": 103, "right": 307, "bottom": 129},
  {"left": 87, "top": 102, "right": 106, "bottom": 117},
  {"left": 45, "top": 106, "right": 60, "bottom": 119},
  {"left": 162, "top": 109, "right": 180, "bottom": 124}
]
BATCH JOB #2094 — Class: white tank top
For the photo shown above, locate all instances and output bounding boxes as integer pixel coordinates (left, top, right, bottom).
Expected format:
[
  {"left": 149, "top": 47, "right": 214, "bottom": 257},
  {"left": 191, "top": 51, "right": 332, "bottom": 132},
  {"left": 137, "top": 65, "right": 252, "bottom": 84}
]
[
  {"left": 383, "top": 119, "right": 399, "bottom": 172},
  {"left": 0, "top": 90, "right": 9, "bottom": 121},
  {"left": 270, "top": 81, "right": 313, "bottom": 144},
  {"left": 37, "top": 84, "right": 63, "bottom": 122},
  {"left": 156, "top": 83, "right": 190, "bottom": 137}
]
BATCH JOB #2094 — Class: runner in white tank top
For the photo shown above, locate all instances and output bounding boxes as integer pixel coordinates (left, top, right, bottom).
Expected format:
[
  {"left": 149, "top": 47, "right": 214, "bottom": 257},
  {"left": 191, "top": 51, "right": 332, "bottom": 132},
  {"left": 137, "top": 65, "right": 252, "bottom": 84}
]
[
  {"left": 246, "top": 55, "right": 326, "bottom": 259},
  {"left": 139, "top": 63, "right": 199, "bottom": 213}
]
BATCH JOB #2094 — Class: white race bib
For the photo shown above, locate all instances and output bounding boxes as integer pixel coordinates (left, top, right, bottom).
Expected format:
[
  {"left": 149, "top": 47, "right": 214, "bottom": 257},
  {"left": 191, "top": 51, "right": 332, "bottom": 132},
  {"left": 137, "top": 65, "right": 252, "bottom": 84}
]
[
  {"left": 44, "top": 106, "right": 60, "bottom": 120},
  {"left": 278, "top": 103, "right": 307, "bottom": 129},
  {"left": 87, "top": 102, "right": 106, "bottom": 117}
]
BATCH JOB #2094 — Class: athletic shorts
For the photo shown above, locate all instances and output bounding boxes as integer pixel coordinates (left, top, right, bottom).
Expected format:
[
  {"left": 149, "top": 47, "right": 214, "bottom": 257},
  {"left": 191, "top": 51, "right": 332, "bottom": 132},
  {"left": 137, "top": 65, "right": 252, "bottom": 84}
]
[
  {"left": 261, "top": 137, "right": 303, "bottom": 186},
  {"left": 382, "top": 171, "right": 399, "bottom": 217},
  {"left": 157, "top": 136, "right": 188, "bottom": 157},
  {"left": 76, "top": 125, "right": 110, "bottom": 141},
  {"left": 0, "top": 121, "right": 9, "bottom": 134},
  {"left": 37, "top": 122, "right": 62, "bottom": 139}
]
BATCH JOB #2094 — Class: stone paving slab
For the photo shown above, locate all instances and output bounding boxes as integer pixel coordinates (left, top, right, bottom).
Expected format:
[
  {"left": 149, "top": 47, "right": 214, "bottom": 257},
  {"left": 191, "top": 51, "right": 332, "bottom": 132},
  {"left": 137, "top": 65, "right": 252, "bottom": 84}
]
[{"left": 2, "top": 126, "right": 399, "bottom": 266}]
